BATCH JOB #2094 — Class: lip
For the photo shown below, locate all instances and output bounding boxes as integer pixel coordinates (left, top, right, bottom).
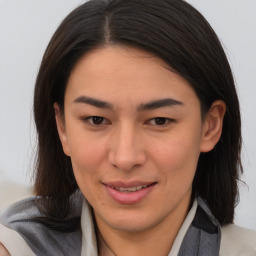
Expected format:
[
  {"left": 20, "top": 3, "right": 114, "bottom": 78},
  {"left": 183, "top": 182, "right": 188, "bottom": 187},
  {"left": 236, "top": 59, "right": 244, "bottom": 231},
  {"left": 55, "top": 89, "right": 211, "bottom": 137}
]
[
  {"left": 103, "top": 181, "right": 157, "bottom": 205},
  {"left": 104, "top": 180, "right": 154, "bottom": 188}
]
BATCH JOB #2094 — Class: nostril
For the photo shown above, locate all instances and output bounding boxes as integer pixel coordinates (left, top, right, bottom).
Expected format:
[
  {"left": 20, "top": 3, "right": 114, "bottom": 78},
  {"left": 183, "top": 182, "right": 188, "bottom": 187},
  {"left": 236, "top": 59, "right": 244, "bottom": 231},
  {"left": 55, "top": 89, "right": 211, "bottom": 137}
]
[
  {"left": 109, "top": 157, "right": 143, "bottom": 172},
  {"left": 107, "top": 135, "right": 146, "bottom": 171}
]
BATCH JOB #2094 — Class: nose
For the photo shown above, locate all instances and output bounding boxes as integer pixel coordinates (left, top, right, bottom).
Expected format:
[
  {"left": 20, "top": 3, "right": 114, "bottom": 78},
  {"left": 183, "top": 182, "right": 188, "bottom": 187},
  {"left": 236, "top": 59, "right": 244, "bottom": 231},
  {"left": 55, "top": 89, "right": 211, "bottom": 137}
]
[{"left": 108, "top": 124, "right": 146, "bottom": 172}]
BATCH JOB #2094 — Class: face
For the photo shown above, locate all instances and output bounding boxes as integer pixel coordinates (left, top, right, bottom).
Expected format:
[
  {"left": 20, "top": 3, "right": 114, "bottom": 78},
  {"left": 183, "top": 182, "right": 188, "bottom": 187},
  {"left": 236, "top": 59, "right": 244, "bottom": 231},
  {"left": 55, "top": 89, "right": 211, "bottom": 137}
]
[{"left": 55, "top": 46, "right": 222, "bottom": 234}]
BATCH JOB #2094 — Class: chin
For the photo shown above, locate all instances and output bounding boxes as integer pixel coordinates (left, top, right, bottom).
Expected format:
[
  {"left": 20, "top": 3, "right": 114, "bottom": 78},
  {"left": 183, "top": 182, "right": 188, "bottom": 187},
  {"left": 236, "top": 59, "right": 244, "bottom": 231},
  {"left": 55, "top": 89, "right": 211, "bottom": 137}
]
[{"left": 101, "top": 209, "right": 162, "bottom": 233}]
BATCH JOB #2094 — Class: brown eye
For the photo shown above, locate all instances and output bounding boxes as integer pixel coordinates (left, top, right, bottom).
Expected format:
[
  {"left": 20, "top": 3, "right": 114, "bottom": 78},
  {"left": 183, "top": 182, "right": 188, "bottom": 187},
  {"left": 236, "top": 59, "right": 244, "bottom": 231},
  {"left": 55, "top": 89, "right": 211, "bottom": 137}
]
[
  {"left": 147, "top": 117, "right": 175, "bottom": 126},
  {"left": 87, "top": 116, "right": 105, "bottom": 125},
  {"left": 154, "top": 117, "right": 167, "bottom": 125}
]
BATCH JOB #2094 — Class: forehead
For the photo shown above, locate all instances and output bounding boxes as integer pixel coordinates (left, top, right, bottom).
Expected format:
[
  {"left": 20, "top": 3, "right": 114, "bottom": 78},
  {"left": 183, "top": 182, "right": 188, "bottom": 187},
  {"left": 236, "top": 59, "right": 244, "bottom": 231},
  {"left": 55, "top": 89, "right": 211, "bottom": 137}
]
[
  {"left": 65, "top": 46, "right": 199, "bottom": 109},
  {"left": 68, "top": 46, "right": 173, "bottom": 83}
]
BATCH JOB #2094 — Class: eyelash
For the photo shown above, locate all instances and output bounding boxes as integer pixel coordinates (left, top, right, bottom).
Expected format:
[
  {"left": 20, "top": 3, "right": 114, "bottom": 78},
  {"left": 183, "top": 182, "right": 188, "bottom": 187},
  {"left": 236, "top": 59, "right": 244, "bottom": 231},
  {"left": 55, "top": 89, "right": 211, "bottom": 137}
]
[
  {"left": 83, "top": 116, "right": 175, "bottom": 127},
  {"left": 84, "top": 116, "right": 109, "bottom": 126},
  {"left": 147, "top": 117, "right": 175, "bottom": 126}
]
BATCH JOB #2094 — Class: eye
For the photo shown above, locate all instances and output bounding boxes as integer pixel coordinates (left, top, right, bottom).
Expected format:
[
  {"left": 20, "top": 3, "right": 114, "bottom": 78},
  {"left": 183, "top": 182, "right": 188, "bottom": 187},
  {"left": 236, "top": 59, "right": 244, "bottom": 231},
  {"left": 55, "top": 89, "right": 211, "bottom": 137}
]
[
  {"left": 86, "top": 116, "right": 107, "bottom": 125},
  {"left": 148, "top": 117, "right": 174, "bottom": 126}
]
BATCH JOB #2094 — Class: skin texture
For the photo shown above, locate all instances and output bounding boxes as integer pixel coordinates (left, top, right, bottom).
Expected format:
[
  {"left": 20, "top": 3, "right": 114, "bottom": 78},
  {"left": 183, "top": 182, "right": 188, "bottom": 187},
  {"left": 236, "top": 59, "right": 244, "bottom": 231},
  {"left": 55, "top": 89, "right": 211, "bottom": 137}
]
[
  {"left": 55, "top": 46, "right": 226, "bottom": 256},
  {"left": 0, "top": 243, "right": 10, "bottom": 256}
]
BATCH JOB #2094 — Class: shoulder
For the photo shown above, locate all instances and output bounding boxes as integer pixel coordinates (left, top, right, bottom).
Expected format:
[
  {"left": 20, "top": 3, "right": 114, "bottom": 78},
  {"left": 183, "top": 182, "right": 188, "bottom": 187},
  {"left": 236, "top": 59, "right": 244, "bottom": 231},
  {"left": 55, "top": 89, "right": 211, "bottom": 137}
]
[
  {"left": 220, "top": 224, "right": 256, "bottom": 255},
  {"left": 0, "top": 197, "right": 39, "bottom": 255},
  {"left": 0, "top": 192, "right": 84, "bottom": 255},
  {"left": 0, "top": 224, "right": 35, "bottom": 255}
]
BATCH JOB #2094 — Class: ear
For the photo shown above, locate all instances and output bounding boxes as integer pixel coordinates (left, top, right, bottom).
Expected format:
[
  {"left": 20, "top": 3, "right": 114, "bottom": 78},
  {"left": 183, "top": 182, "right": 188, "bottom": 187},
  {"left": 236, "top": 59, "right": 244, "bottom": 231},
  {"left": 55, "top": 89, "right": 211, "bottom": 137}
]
[
  {"left": 53, "top": 103, "right": 71, "bottom": 156},
  {"left": 200, "top": 100, "right": 226, "bottom": 152}
]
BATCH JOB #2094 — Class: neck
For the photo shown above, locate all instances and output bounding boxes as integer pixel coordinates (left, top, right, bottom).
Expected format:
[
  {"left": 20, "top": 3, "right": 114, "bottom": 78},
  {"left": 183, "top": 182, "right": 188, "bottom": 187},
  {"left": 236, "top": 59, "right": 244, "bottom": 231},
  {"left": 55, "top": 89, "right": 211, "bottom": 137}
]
[{"left": 95, "top": 196, "right": 192, "bottom": 256}]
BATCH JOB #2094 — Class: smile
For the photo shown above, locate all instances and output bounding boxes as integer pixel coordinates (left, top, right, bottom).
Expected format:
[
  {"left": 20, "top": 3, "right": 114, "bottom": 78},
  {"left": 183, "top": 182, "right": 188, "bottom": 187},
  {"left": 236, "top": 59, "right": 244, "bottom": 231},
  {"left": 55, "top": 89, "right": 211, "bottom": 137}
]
[
  {"left": 104, "top": 182, "right": 156, "bottom": 204},
  {"left": 111, "top": 185, "right": 150, "bottom": 193}
]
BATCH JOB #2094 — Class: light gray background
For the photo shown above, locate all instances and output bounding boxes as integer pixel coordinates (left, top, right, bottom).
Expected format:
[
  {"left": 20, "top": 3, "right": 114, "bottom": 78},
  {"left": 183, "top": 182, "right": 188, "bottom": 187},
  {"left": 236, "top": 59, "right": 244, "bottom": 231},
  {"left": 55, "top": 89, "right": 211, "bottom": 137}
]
[{"left": 0, "top": 0, "right": 255, "bottom": 229}]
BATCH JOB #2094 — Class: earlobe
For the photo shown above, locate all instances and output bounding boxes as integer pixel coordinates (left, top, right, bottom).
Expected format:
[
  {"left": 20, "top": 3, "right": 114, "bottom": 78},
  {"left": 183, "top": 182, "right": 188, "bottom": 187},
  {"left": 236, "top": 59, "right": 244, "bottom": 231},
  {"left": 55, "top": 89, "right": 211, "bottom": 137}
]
[
  {"left": 53, "top": 103, "right": 70, "bottom": 156},
  {"left": 200, "top": 100, "right": 226, "bottom": 152}
]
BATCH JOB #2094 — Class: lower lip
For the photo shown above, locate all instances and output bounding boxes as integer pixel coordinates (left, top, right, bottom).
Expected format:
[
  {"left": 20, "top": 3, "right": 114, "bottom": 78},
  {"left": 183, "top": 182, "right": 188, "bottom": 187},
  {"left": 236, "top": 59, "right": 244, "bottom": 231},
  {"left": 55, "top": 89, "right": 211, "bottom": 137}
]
[{"left": 105, "top": 184, "right": 156, "bottom": 205}]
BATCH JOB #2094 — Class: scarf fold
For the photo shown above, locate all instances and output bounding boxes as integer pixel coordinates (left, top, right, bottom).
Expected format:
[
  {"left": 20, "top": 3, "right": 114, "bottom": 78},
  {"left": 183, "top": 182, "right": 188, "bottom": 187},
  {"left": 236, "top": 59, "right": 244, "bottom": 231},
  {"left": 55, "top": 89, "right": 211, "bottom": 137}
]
[{"left": 177, "top": 197, "right": 221, "bottom": 256}]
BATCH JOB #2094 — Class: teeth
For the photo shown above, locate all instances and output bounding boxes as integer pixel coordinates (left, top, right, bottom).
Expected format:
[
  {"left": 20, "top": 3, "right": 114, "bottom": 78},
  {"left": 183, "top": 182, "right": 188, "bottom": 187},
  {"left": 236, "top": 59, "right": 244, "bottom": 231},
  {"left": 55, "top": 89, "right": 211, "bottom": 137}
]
[{"left": 114, "top": 185, "right": 149, "bottom": 193}]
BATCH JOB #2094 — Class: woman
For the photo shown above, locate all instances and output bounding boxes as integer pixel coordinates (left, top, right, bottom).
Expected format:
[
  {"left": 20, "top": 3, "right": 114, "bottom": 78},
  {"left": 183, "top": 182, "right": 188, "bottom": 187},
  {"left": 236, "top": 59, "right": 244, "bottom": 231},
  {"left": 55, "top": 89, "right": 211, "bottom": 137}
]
[{"left": 0, "top": 0, "right": 255, "bottom": 255}]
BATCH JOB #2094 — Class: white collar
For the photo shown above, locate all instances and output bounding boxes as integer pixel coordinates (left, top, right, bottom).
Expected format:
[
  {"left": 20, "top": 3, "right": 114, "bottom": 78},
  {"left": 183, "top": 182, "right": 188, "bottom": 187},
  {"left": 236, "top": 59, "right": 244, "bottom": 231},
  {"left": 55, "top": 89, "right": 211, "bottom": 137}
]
[
  {"left": 80, "top": 198, "right": 198, "bottom": 256},
  {"left": 168, "top": 199, "right": 197, "bottom": 255},
  {"left": 80, "top": 199, "right": 98, "bottom": 256}
]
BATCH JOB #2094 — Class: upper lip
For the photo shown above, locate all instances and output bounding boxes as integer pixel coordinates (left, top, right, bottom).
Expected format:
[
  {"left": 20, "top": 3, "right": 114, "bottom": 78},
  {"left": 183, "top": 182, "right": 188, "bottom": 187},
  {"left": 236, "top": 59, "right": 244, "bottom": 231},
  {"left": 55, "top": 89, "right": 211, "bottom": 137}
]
[{"left": 103, "top": 181, "right": 156, "bottom": 188}]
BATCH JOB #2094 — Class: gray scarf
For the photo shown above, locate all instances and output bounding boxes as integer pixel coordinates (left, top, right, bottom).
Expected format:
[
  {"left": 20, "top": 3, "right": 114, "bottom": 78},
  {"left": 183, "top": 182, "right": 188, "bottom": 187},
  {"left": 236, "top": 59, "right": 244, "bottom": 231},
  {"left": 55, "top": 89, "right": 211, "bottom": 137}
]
[
  {"left": 177, "top": 197, "right": 221, "bottom": 256},
  {"left": 0, "top": 195, "right": 220, "bottom": 256}
]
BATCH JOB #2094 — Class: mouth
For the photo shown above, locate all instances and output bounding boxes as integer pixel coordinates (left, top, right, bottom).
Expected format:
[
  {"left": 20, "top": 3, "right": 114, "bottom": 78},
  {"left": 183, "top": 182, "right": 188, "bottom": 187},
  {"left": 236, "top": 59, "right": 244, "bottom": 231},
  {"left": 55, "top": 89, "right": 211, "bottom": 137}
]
[
  {"left": 104, "top": 182, "right": 157, "bottom": 204},
  {"left": 110, "top": 184, "right": 154, "bottom": 193}
]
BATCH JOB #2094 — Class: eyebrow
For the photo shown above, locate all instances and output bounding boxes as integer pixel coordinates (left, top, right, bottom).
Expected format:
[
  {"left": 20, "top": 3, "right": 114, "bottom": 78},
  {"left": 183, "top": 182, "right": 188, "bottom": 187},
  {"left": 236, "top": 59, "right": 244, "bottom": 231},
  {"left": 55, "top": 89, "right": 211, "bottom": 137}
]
[
  {"left": 73, "top": 96, "right": 183, "bottom": 111},
  {"left": 73, "top": 96, "right": 113, "bottom": 109},
  {"left": 138, "top": 98, "right": 183, "bottom": 111}
]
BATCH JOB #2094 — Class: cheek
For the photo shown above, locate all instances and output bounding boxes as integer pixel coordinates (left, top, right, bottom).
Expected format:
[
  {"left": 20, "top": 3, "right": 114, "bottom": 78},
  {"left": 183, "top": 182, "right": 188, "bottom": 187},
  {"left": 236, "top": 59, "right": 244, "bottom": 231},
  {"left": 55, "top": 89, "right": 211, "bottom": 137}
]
[
  {"left": 150, "top": 128, "right": 202, "bottom": 180},
  {"left": 70, "top": 145, "right": 103, "bottom": 203},
  {"left": 66, "top": 132, "right": 106, "bottom": 190},
  {"left": 66, "top": 125, "right": 105, "bottom": 167}
]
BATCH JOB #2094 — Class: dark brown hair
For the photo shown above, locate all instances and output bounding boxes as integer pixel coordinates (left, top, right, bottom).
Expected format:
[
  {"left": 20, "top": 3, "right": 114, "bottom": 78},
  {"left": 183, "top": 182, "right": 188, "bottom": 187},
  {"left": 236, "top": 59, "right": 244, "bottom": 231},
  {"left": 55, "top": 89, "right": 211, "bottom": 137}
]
[{"left": 33, "top": 0, "right": 242, "bottom": 226}]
